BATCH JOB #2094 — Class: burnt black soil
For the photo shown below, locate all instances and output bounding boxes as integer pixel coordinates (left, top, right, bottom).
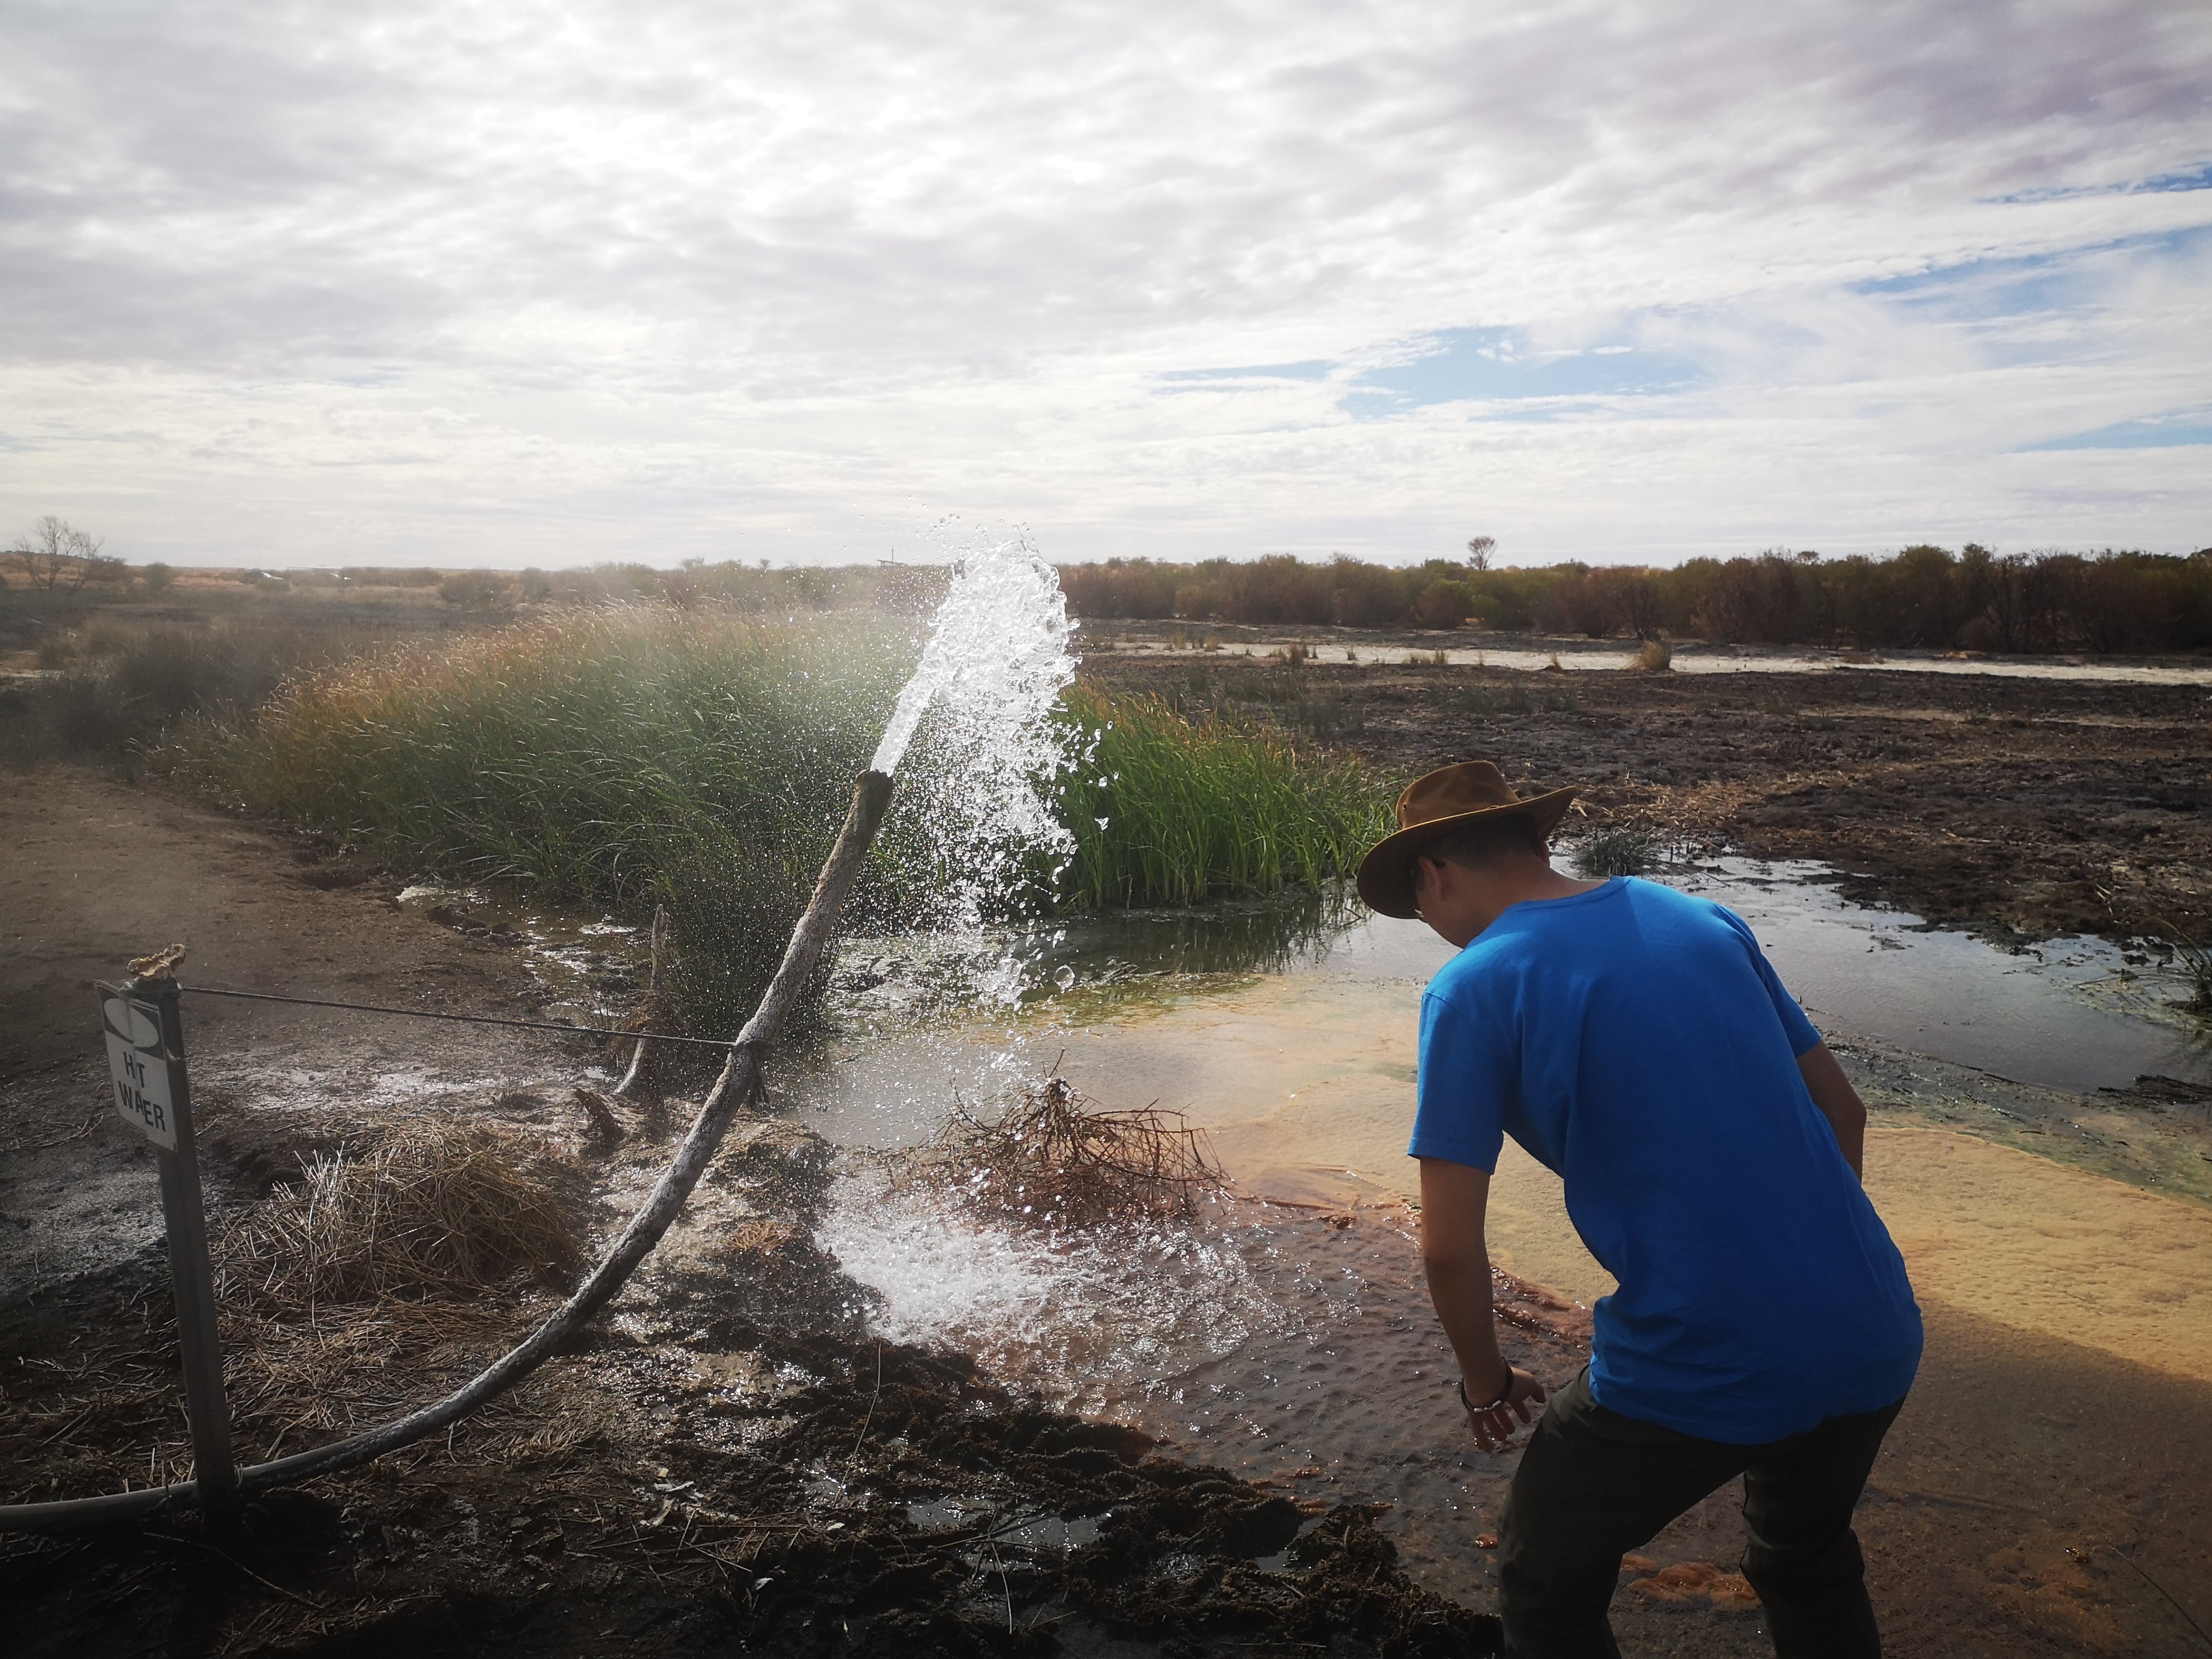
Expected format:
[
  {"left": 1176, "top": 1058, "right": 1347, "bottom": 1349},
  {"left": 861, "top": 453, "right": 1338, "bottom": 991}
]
[
  {"left": 1, "top": 1248, "right": 1500, "bottom": 1659},
  {"left": 1080, "top": 642, "right": 2212, "bottom": 945}
]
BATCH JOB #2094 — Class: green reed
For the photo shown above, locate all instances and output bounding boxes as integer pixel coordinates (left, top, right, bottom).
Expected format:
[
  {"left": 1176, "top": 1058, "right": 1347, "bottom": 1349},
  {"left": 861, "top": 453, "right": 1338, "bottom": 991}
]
[
  {"left": 156, "top": 608, "right": 915, "bottom": 1036},
  {"left": 1052, "top": 688, "right": 1392, "bottom": 909},
  {"left": 152, "top": 613, "right": 1390, "bottom": 1035}
]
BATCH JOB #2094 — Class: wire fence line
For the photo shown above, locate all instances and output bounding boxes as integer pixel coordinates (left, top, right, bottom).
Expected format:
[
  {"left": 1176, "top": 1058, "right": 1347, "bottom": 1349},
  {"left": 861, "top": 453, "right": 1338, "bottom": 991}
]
[
  {"left": 176, "top": 983, "right": 731, "bottom": 1049},
  {"left": 0, "top": 770, "right": 895, "bottom": 1535}
]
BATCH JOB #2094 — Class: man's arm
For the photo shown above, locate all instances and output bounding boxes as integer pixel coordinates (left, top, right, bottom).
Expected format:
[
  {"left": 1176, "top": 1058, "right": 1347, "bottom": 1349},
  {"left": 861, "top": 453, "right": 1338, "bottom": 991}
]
[
  {"left": 1417, "top": 1157, "right": 1547, "bottom": 1451},
  {"left": 1797, "top": 1041, "right": 1866, "bottom": 1178}
]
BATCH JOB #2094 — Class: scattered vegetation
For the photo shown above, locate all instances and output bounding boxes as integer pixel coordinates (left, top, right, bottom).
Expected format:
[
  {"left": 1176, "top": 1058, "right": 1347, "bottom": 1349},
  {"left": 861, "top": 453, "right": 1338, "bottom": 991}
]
[
  {"left": 1571, "top": 824, "right": 1661, "bottom": 879},
  {"left": 895, "top": 1075, "right": 1223, "bottom": 1228},
  {"left": 1059, "top": 545, "right": 2212, "bottom": 652},
  {"left": 1634, "top": 637, "right": 1672, "bottom": 671},
  {"left": 1445, "top": 679, "right": 1582, "bottom": 716},
  {"left": 438, "top": 568, "right": 518, "bottom": 609},
  {"left": 1054, "top": 687, "right": 1393, "bottom": 908}
]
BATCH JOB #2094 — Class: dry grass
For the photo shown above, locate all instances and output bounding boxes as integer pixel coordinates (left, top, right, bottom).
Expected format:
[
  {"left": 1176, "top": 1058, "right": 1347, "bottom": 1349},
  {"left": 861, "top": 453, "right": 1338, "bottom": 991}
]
[
  {"left": 219, "top": 1122, "right": 582, "bottom": 1309},
  {"left": 1633, "top": 637, "right": 1673, "bottom": 671},
  {"left": 898, "top": 1076, "right": 1224, "bottom": 1228},
  {"left": 4, "top": 1119, "right": 593, "bottom": 1505}
]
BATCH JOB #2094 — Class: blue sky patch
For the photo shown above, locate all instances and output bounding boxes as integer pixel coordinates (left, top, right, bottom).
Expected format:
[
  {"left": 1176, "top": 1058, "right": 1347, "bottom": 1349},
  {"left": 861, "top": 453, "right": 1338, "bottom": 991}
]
[
  {"left": 2140, "top": 162, "right": 2212, "bottom": 194},
  {"left": 1849, "top": 228, "right": 2209, "bottom": 349},
  {"left": 1344, "top": 326, "right": 1705, "bottom": 414},
  {"left": 2020, "top": 411, "right": 2212, "bottom": 451},
  {"left": 1853, "top": 246, "right": 2092, "bottom": 316},
  {"left": 1990, "top": 161, "right": 2212, "bottom": 204}
]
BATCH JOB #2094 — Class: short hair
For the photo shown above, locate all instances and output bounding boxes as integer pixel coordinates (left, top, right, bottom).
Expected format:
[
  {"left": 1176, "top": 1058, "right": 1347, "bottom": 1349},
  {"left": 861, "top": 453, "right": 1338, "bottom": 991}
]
[{"left": 1414, "top": 813, "right": 1549, "bottom": 873}]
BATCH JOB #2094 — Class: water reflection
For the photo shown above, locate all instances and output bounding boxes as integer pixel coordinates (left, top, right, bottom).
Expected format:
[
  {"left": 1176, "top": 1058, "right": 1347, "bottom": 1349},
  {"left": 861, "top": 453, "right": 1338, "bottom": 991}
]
[
  {"left": 989, "top": 863, "right": 2210, "bottom": 1096},
  {"left": 1030, "top": 885, "right": 1365, "bottom": 982}
]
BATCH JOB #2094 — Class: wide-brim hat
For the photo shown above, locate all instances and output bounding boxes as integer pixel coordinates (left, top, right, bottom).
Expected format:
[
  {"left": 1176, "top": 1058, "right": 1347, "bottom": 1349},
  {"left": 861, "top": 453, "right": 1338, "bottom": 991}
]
[{"left": 1355, "top": 761, "right": 1577, "bottom": 919}]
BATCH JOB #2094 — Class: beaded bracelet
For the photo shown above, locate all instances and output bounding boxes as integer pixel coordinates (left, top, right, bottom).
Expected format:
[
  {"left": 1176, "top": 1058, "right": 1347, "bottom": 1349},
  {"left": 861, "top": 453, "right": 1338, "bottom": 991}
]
[{"left": 1458, "top": 1367, "right": 1514, "bottom": 1414}]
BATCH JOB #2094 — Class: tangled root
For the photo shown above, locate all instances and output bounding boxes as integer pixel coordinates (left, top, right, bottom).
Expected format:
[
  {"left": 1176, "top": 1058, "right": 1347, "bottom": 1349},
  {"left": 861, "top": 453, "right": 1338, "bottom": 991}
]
[{"left": 898, "top": 1075, "right": 1224, "bottom": 1229}]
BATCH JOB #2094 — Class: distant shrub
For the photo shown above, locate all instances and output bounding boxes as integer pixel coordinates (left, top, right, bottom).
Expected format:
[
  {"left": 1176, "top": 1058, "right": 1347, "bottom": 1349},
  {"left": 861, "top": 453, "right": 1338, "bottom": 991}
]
[
  {"left": 1410, "top": 580, "right": 1474, "bottom": 629},
  {"left": 439, "top": 570, "right": 517, "bottom": 609},
  {"left": 9, "top": 617, "right": 399, "bottom": 758}
]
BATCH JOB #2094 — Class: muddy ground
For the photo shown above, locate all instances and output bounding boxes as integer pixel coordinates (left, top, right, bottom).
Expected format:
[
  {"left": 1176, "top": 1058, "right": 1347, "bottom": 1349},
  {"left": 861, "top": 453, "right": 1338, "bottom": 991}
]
[
  {"left": 1084, "top": 632, "right": 2212, "bottom": 945},
  {"left": 6, "top": 630, "right": 2212, "bottom": 1656},
  {"left": 0, "top": 768, "right": 1527, "bottom": 1657}
]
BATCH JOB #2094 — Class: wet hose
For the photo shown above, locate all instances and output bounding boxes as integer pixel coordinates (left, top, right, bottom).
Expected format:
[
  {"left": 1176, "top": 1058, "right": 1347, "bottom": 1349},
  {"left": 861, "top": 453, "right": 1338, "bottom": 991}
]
[{"left": 0, "top": 770, "right": 896, "bottom": 1536}]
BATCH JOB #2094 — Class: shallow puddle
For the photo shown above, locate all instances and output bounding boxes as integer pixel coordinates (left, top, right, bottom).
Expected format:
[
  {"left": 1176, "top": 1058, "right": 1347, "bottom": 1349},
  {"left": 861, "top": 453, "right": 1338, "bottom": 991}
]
[
  {"left": 1660, "top": 860, "right": 2208, "bottom": 1094},
  {"left": 807, "top": 858, "right": 2205, "bottom": 1146},
  {"left": 1104, "top": 635, "right": 2212, "bottom": 686},
  {"left": 780, "top": 855, "right": 2212, "bottom": 1618}
]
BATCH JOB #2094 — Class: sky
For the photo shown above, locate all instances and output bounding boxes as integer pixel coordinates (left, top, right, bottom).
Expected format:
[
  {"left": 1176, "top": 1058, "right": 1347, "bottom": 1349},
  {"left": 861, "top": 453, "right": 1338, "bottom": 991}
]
[{"left": 3, "top": 0, "right": 2209, "bottom": 570}]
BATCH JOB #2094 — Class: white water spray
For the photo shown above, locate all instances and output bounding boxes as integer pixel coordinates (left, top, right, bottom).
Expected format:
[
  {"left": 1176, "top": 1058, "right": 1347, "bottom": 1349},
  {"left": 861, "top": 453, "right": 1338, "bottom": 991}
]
[
  {"left": 871, "top": 528, "right": 1082, "bottom": 932},
  {"left": 870, "top": 530, "right": 1075, "bottom": 779},
  {"left": 817, "top": 1181, "right": 1287, "bottom": 1415}
]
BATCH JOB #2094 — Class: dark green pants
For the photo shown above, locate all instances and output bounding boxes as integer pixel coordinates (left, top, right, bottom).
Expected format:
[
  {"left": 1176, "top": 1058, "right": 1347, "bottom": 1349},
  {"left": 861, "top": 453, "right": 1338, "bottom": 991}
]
[{"left": 1497, "top": 1369, "right": 1904, "bottom": 1659}]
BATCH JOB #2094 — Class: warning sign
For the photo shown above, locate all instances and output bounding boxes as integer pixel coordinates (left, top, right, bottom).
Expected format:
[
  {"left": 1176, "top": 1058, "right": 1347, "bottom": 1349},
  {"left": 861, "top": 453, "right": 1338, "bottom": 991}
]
[{"left": 100, "top": 990, "right": 176, "bottom": 1151}]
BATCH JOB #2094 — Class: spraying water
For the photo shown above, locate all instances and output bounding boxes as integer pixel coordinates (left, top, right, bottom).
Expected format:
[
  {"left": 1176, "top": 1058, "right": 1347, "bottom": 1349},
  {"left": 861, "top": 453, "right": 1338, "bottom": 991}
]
[
  {"left": 870, "top": 528, "right": 1076, "bottom": 778},
  {"left": 800, "top": 528, "right": 1286, "bottom": 1417},
  {"left": 871, "top": 527, "right": 1083, "bottom": 933},
  {"left": 817, "top": 1181, "right": 1288, "bottom": 1417}
]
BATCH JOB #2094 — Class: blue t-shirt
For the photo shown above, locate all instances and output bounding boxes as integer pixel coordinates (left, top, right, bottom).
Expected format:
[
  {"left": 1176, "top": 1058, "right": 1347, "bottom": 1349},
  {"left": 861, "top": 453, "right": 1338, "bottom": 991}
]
[{"left": 1410, "top": 877, "right": 1922, "bottom": 1443}]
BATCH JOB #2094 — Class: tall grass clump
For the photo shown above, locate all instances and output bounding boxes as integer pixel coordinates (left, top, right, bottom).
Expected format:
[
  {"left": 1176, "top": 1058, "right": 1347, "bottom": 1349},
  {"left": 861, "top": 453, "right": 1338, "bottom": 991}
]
[
  {"left": 1051, "top": 688, "right": 1392, "bottom": 908},
  {"left": 163, "top": 608, "right": 914, "bottom": 1035},
  {"left": 2170, "top": 934, "right": 2212, "bottom": 1018},
  {"left": 1571, "top": 824, "right": 1659, "bottom": 879}
]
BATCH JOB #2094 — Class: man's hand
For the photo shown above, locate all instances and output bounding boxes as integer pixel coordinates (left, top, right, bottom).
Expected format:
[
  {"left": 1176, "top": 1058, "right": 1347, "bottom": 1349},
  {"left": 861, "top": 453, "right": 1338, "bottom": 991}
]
[
  {"left": 1463, "top": 1365, "right": 1548, "bottom": 1452},
  {"left": 1419, "top": 1158, "right": 1553, "bottom": 1452}
]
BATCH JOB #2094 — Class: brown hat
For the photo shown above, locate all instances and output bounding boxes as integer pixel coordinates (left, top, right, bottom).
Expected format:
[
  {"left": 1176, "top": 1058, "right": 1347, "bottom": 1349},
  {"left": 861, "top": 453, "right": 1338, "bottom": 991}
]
[{"left": 1355, "top": 761, "right": 1577, "bottom": 919}]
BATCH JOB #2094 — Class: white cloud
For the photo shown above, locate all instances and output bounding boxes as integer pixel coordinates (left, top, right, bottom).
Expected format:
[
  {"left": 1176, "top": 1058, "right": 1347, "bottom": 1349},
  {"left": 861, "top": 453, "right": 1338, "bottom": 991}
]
[{"left": 1, "top": 0, "right": 2208, "bottom": 566}]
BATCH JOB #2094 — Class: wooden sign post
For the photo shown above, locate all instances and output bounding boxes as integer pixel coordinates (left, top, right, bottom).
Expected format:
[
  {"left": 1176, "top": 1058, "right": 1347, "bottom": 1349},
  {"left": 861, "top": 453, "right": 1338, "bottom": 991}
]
[{"left": 99, "top": 975, "right": 237, "bottom": 1522}]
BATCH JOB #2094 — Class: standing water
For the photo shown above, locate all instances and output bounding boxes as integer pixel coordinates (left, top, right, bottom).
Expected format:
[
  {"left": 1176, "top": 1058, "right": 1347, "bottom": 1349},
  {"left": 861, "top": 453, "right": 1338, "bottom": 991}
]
[{"left": 784, "top": 549, "right": 2212, "bottom": 1617}]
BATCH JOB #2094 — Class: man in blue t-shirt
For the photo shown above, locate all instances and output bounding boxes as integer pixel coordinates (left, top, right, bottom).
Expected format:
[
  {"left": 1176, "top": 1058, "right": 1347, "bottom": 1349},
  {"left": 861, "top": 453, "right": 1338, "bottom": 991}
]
[{"left": 1357, "top": 761, "right": 1922, "bottom": 1659}]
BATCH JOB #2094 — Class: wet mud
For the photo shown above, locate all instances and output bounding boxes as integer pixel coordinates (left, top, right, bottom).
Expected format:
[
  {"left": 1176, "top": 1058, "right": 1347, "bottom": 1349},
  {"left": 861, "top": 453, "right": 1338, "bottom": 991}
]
[
  {"left": 2, "top": 1111, "right": 1503, "bottom": 1659},
  {"left": 9, "top": 684, "right": 2212, "bottom": 1657}
]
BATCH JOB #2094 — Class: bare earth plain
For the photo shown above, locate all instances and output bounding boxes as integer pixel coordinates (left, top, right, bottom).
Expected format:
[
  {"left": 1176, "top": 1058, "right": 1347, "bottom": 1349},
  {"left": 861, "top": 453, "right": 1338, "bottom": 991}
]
[
  {"left": 1080, "top": 630, "right": 2212, "bottom": 944},
  {"left": 4, "top": 635, "right": 2211, "bottom": 1657}
]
